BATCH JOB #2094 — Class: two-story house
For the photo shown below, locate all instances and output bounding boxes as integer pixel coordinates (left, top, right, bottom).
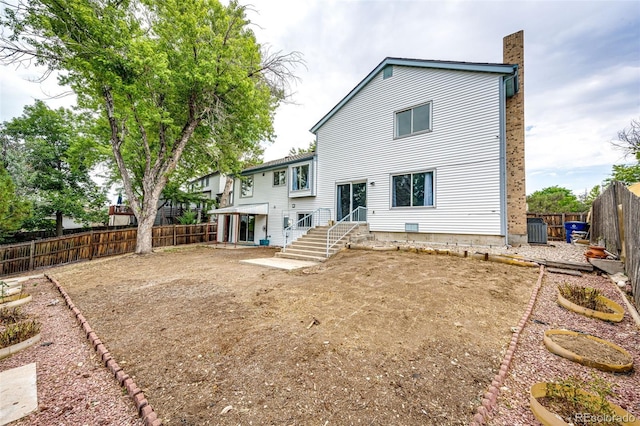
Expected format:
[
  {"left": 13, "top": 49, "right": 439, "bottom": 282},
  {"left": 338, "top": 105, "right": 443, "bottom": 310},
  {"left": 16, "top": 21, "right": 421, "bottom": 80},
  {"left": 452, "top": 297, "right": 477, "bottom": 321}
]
[{"left": 210, "top": 31, "right": 527, "bottom": 250}]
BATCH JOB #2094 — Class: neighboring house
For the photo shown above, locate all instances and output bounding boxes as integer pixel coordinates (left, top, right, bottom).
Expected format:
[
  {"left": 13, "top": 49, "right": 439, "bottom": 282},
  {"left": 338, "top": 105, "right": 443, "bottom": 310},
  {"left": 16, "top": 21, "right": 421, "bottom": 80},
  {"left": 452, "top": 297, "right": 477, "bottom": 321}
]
[
  {"left": 152, "top": 172, "right": 229, "bottom": 225},
  {"left": 188, "top": 172, "right": 230, "bottom": 209},
  {"left": 212, "top": 152, "right": 317, "bottom": 246},
  {"left": 210, "top": 31, "right": 527, "bottom": 248}
]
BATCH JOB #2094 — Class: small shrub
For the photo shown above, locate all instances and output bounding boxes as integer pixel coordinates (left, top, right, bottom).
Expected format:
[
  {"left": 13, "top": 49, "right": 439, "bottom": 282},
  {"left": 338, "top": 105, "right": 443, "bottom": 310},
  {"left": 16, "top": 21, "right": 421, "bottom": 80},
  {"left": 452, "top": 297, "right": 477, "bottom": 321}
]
[
  {"left": 540, "top": 375, "right": 622, "bottom": 426},
  {"left": 0, "top": 319, "right": 41, "bottom": 348},
  {"left": 0, "top": 307, "right": 28, "bottom": 325},
  {"left": 558, "top": 283, "right": 612, "bottom": 312},
  {"left": 177, "top": 211, "right": 198, "bottom": 225}
]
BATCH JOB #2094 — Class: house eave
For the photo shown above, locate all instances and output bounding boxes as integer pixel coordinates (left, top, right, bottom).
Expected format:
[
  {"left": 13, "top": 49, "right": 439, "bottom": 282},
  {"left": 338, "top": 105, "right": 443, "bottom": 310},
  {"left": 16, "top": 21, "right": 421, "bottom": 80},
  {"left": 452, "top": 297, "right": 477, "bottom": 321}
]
[{"left": 241, "top": 153, "right": 316, "bottom": 175}]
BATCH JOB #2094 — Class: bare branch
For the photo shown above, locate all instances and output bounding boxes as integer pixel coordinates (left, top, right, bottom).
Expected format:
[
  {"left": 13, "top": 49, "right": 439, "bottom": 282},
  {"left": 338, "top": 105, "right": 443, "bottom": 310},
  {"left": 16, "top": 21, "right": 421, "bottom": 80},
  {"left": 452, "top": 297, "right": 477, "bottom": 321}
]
[
  {"left": 249, "top": 48, "right": 306, "bottom": 102},
  {"left": 611, "top": 118, "right": 640, "bottom": 160}
]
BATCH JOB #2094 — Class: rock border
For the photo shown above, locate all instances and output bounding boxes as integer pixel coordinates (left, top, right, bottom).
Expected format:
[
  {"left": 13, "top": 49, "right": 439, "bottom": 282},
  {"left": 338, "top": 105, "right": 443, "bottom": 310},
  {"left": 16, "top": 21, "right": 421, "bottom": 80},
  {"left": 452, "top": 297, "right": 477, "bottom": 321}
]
[
  {"left": 44, "top": 274, "right": 162, "bottom": 426},
  {"left": 469, "top": 264, "right": 546, "bottom": 425}
]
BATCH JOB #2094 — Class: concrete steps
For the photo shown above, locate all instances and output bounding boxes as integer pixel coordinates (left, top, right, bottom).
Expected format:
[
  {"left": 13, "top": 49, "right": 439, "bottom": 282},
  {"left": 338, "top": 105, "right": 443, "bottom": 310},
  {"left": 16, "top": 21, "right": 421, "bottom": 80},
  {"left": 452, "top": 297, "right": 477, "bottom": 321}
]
[{"left": 276, "top": 224, "right": 367, "bottom": 262}]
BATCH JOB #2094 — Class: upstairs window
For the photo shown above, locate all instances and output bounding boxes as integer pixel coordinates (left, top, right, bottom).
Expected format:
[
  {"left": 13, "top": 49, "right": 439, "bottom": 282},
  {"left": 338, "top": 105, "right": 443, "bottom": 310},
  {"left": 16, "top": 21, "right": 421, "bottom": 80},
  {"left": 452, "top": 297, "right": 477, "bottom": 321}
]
[
  {"left": 240, "top": 175, "right": 253, "bottom": 198},
  {"left": 395, "top": 102, "right": 432, "bottom": 138},
  {"left": 392, "top": 171, "right": 434, "bottom": 207},
  {"left": 273, "top": 170, "right": 286, "bottom": 186},
  {"left": 291, "top": 164, "right": 310, "bottom": 191}
]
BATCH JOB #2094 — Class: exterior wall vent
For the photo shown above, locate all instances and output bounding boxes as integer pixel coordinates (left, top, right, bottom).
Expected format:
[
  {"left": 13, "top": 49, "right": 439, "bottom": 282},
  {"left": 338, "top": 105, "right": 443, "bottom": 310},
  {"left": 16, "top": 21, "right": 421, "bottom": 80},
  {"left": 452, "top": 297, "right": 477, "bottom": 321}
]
[{"left": 405, "top": 223, "right": 419, "bottom": 232}]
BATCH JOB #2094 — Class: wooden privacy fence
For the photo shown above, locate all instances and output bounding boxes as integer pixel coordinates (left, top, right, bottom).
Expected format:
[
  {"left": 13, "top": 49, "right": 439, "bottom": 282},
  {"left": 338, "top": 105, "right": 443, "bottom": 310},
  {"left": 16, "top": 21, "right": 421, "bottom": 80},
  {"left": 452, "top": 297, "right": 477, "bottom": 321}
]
[
  {"left": 526, "top": 212, "right": 588, "bottom": 241},
  {"left": 0, "top": 223, "right": 217, "bottom": 277},
  {"left": 590, "top": 181, "right": 640, "bottom": 307}
]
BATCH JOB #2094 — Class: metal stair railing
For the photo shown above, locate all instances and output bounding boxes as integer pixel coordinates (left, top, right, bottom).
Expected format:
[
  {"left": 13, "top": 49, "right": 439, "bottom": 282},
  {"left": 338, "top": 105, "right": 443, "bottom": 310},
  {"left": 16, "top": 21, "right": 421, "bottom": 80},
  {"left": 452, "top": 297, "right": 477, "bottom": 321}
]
[
  {"left": 326, "top": 206, "right": 367, "bottom": 257},
  {"left": 283, "top": 208, "right": 331, "bottom": 252}
]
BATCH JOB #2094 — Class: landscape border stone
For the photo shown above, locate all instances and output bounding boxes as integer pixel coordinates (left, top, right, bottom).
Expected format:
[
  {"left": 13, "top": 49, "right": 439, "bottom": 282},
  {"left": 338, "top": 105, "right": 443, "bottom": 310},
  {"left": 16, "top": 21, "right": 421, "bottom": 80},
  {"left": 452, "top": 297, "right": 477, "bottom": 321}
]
[
  {"left": 44, "top": 273, "right": 163, "bottom": 426},
  {"left": 469, "top": 264, "right": 546, "bottom": 425}
]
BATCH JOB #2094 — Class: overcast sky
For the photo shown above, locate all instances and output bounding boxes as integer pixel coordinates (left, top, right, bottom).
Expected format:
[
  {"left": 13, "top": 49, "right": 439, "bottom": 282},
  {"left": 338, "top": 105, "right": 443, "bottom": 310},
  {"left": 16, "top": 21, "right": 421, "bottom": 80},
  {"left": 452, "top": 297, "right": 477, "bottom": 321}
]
[{"left": 1, "top": 0, "right": 639, "bottom": 197}]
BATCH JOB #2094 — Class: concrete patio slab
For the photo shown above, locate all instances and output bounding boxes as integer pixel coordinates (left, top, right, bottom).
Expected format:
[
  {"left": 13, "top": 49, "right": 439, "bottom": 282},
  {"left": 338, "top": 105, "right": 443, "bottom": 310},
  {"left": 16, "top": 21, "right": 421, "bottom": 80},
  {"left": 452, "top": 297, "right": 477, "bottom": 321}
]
[
  {"left": 0, "top": 363, "right": 38, "bottom": 426},
  {"left": 239, "top": 257, "right": 319, "bottom": 270}
]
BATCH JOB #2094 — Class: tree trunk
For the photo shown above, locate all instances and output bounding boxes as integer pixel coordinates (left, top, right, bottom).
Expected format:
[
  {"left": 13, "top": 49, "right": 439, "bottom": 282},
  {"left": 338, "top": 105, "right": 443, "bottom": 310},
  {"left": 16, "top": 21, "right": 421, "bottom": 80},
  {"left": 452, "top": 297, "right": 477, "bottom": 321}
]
[
  {"left": 135, "top": 198, "right": 160, "bottom": 254},
  {"left": 219, "top": 175, "right": 233, "bottom": 208},
  {"left": 135, "top": 212, "right": 156, "bottom": 254},
  {"left": 56, "top": 210, "right": 63, "bottom": 237}
]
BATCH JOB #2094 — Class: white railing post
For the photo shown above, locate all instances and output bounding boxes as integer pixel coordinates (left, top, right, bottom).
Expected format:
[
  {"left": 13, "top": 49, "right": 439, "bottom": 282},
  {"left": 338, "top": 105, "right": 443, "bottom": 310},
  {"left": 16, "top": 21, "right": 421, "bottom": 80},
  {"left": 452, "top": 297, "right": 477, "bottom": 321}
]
[
  {"left": 282, "top": 207, "right": 331, "bottom": 252},
  {"left": 325, "top": 206, "right": 367, "bottom": 257}
]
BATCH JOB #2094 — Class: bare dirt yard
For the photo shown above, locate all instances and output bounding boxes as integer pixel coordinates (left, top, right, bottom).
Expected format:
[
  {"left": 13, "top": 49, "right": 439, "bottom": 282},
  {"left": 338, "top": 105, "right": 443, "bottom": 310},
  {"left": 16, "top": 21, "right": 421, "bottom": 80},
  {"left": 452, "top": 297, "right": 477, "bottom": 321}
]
[{"left": 48, "top": 246, "right": 540, "bottom": 425}]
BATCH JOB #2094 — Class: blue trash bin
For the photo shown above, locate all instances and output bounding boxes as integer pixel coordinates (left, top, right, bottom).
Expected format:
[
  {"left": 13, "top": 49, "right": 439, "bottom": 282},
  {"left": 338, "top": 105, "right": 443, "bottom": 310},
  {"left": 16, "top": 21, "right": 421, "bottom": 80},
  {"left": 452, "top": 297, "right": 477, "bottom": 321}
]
[{"left": 563, "top": 221, "right": 587, "bottom": 243}]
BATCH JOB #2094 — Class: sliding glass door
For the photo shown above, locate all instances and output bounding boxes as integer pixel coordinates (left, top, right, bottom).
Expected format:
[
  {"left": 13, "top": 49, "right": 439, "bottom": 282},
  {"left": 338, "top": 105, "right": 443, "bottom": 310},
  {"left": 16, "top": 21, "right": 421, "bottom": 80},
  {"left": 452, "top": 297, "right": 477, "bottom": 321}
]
[
  {"left": 336, "top": 182, "right": 367, "bottom": 222},
  {"left": 239, "top": 214, "right": 255, "bottom": 242}
]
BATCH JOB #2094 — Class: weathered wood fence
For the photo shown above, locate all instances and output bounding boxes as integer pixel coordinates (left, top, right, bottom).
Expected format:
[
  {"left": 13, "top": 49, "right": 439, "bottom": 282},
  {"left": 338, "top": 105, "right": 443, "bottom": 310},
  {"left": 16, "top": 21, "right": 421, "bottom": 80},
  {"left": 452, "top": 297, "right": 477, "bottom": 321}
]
[
  {"left": 526, "top": 212, "right": 588, "bottom": 241},
  {"left": 590, "top": 181, "right": 639, "bottom": 307},
  {"left": 0, "top": 223, "right": 217, "bottom": 277}
]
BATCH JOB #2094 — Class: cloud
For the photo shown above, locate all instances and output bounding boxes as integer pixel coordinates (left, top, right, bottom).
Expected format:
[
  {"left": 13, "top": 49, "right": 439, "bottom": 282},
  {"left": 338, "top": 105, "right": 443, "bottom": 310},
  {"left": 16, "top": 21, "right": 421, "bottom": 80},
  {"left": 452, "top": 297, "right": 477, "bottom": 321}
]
[{"left": 2, "top": 0, "right": 639, "bottom": 195}]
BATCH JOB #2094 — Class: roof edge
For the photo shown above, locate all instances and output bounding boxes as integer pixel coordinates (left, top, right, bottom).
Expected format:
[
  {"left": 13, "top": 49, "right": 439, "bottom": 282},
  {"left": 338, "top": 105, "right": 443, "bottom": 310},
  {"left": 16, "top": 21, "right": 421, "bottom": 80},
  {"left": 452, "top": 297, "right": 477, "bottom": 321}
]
[
  {"left": 241, "top": 152, "right": 316, "bottom": 175},
  {"left": 310, "top": 57, "right": 517, "bottom": 134}
]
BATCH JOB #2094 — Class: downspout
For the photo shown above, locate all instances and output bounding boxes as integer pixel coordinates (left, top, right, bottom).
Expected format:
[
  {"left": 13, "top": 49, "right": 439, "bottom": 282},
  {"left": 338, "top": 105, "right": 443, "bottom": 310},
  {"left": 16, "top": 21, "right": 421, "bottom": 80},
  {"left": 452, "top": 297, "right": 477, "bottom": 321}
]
[{"left": 499, "top": 76, "right": 508, "bottom": 247}]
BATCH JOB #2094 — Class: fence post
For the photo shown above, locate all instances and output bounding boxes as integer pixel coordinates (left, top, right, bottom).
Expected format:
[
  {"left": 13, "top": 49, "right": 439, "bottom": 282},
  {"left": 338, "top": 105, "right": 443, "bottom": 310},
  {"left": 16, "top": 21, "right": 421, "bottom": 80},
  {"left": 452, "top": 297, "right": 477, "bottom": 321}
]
[
  {"left": 173, "top": 224, "right": 177, "bottom": 246},
  {"left": 89, "top": 231, "right": 94, "bottom": 261},
  {"left": 29, "top": 240, "right": 35, "bottom": 271},
  {"left": 205, "top": 222, "right": 209, "bottom": 243}
]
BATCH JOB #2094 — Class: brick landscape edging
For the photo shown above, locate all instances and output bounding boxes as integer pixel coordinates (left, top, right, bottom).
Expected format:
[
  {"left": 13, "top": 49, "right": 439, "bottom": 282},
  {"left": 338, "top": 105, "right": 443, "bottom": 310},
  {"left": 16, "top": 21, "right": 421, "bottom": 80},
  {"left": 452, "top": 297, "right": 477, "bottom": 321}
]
[
  {"left": 44, "top": 274, "right": 162, "bottom": 426},
  {"left": 469, "top": 265, "right": 546, "bottom": 425}
]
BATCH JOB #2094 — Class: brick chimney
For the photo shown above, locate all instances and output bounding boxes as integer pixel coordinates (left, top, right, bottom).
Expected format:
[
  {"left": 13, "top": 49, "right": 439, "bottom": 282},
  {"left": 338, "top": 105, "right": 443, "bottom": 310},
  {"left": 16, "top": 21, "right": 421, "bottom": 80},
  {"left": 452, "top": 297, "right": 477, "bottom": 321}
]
[{"left": 503, "top": 30, "right": 527, "bottom": 246}]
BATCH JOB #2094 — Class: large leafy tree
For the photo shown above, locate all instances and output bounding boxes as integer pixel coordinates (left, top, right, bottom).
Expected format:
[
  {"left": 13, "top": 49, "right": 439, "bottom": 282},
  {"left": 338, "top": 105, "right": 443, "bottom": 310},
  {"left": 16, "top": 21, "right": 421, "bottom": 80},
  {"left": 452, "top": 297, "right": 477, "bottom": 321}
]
[
  {"left": 527, "top": 186, "right": 587, "bottom": 213},
  {"left": 0, "top": 165, "right": 31, "bottom": 241},
  {"left": 1, "top": 0, "right": 301, "bottom": 253},
  {"left": 1, "top": 101, "right": 108, "bottom": 236}
]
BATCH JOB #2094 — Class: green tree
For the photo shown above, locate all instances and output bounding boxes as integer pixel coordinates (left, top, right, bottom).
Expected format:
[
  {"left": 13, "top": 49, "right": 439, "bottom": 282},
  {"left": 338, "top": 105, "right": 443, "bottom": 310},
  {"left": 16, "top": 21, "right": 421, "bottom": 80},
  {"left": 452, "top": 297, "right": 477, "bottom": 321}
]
[
  {"left": 1, "top": 0, "right": 301, "bottom": 253},
  {"left": 578, "top": 185, "right": 601, "bottom": 210},
  {"left": 288, "top": 141, "right": 316, "bottom": 156},
  {"left": 0, "top": 165, "right": 31, "bottom": 241},
  {"left": 527, "top": 186, "right": 586, "bottom": 213},
  {"left": 608, "top": 164, "right": 640, "bottom": 186},
  {"left": 1, "top": 101, "right": 107, "bottom": 236}
]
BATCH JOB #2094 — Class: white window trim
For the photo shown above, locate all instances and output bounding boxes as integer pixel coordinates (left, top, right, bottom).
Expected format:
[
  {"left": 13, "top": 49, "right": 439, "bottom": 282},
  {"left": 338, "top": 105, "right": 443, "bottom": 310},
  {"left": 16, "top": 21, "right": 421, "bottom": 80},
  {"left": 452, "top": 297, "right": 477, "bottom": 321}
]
[
  {"left": 290, "top": 162, "right": 311, "bottom": 192},
  {"left": 240, "top": 175, "right": 254, "bottom": 198},
  {"left": 273, "top": 169, "right": 286, "bottom": 187},
  {"left": 394, "top": 101, "right": 433, "bottom": 139},
  {"left": 389, "top": 169, "right": 436, "bottom": 209},
  {"left": 296, "top": 211, "right": 313, "bottom": 228}
]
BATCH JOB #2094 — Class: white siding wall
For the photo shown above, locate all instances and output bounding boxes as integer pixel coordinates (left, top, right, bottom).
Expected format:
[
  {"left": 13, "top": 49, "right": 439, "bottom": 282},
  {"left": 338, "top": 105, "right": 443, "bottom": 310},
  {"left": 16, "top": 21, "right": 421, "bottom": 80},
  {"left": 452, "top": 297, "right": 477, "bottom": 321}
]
[
  {"left": 234, "top": 169, "right": 292, "bottom": 246},
  {"left": 315, "top": 66, "right": 504, "bottom": 236}
]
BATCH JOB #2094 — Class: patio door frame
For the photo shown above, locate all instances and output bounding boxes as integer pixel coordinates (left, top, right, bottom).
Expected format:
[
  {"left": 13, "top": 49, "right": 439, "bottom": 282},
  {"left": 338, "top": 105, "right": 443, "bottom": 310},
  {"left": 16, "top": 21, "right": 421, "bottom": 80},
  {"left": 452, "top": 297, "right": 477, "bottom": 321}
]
[
  {"left": 336, "top": 180, "right": 367, "bottom": 222},
  {"left": 238, "top": 214, "right": 255, "bottom": 242}
]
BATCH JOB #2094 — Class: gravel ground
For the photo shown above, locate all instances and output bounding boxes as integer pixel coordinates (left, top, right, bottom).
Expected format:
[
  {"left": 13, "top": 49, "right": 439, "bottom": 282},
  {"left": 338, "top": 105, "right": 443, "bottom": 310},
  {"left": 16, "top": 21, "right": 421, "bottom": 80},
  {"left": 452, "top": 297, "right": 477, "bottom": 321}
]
[
  {"left": 0, "top": 276, "right": 143, "bottom": 426},
  {"left": 489, "top": 271, "right": 640, "bottom": 425}
]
